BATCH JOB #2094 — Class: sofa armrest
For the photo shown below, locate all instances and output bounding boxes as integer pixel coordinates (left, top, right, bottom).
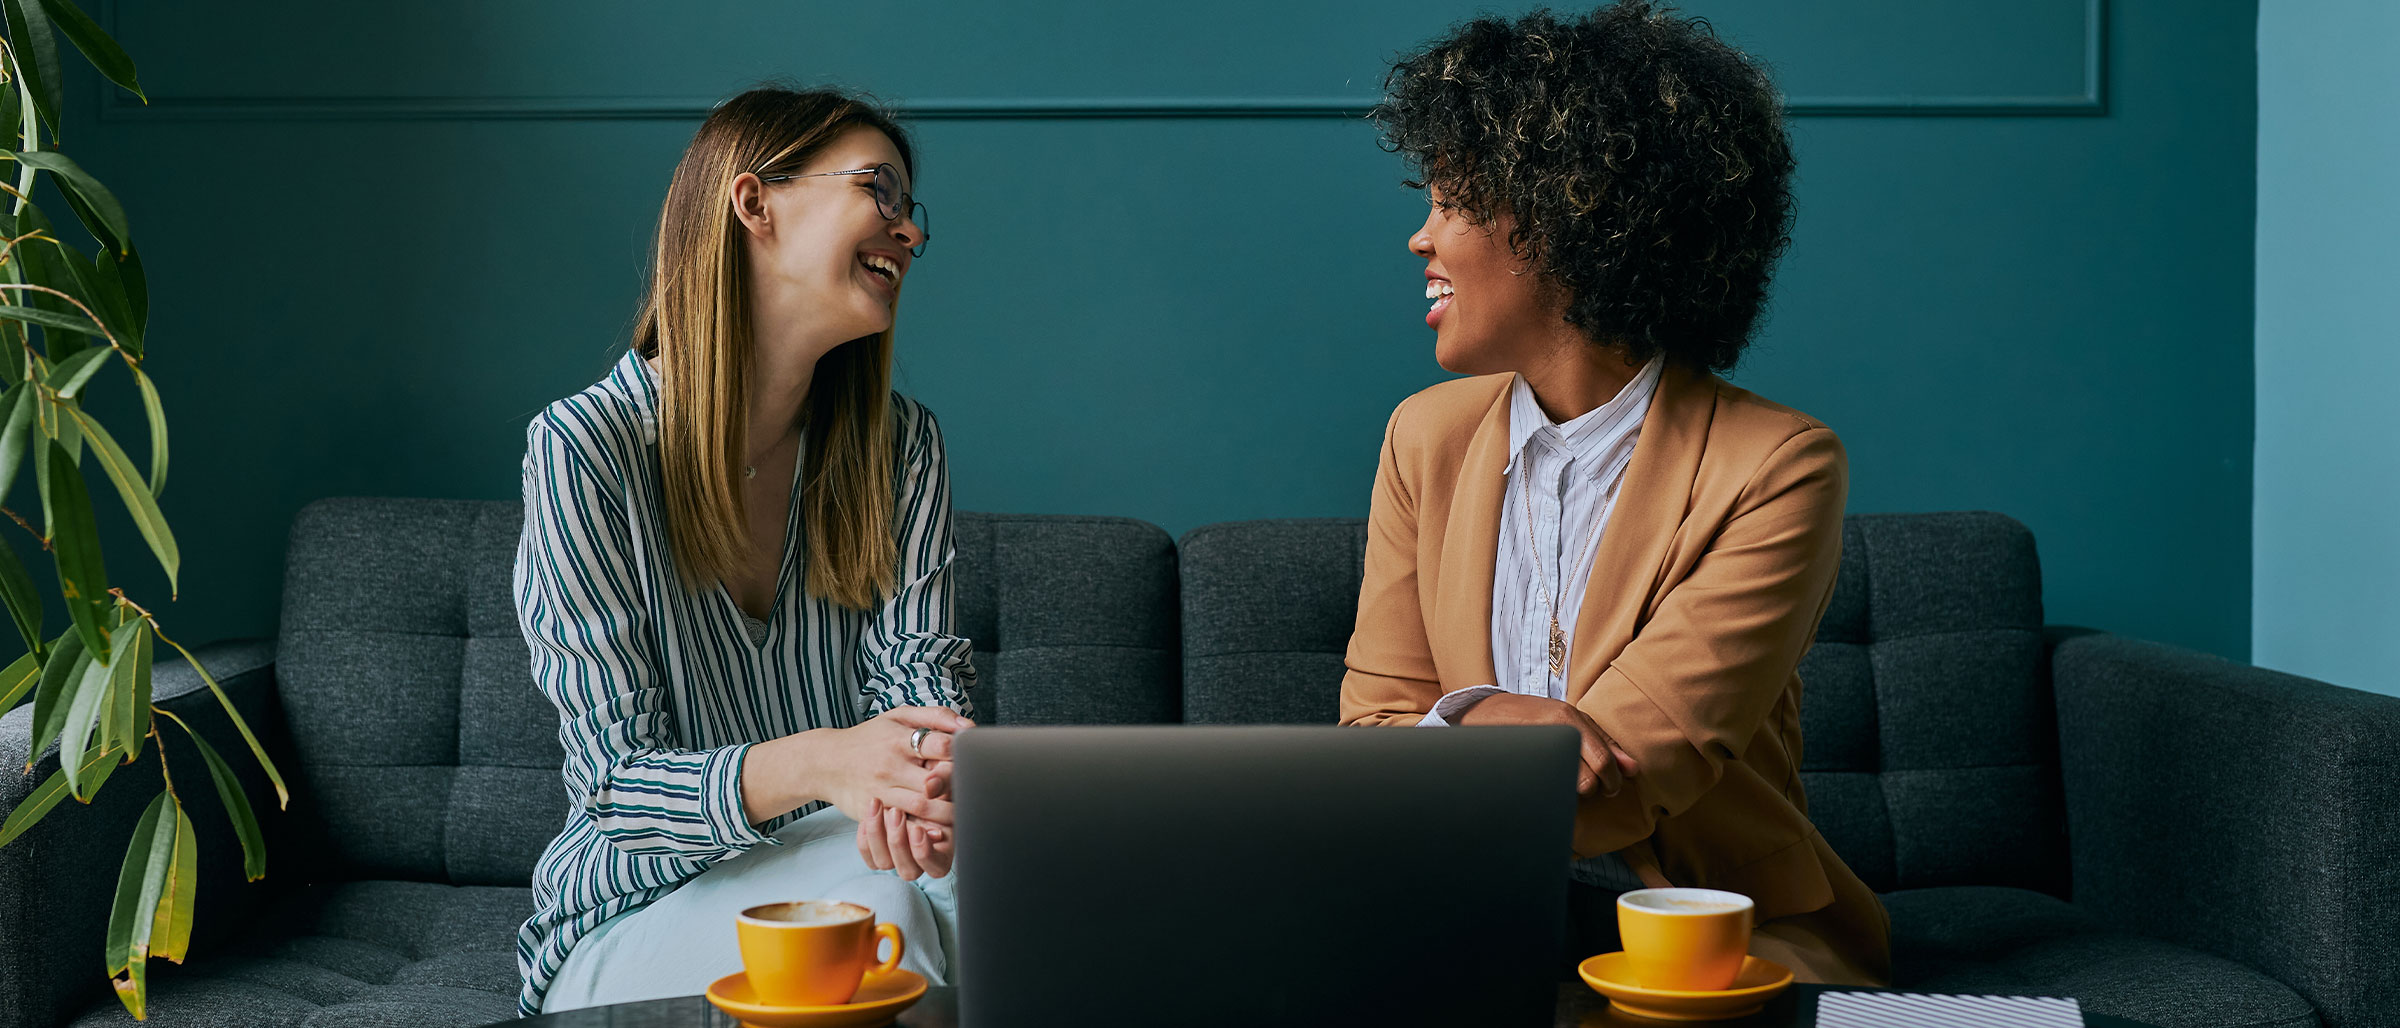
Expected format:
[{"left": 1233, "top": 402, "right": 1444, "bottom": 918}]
[
  {"left": 2053, "top": 630, "right": 2400, "bottom": 1028},
  {"left": 0, "top": 637, "right": 279, "bottom": 1028}
]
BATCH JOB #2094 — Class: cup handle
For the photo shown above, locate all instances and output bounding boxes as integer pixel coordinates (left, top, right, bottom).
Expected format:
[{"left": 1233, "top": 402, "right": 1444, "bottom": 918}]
[{"left": 869, "top": 922, "right": 904, "bottom": 977}]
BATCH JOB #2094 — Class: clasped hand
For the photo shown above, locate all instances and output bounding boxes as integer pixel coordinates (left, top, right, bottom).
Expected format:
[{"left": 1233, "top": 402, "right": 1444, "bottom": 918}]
[
  {"left": 1453, "top": 693, "right": 1643, "bottom": 796},
  {"left": 819, "top": 706, "right": 969, "bottom": 881}
]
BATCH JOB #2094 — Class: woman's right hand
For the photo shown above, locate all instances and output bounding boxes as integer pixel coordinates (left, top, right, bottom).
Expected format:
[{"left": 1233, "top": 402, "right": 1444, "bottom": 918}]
[
  {"left": 788, "top": 706, "right": 970, "bottom": 827},
  {"left": 1453, "top": 693, "right": 1642, "bottom": 796}
]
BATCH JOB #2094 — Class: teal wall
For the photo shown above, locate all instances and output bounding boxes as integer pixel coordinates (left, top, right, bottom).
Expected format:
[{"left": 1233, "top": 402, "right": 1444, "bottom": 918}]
[
  {"left": 2253, "top": 1, "right": 2400, "bottom": 696},
  {"left": 30, "top": 0, "right": 2257, "bottom": 661}
]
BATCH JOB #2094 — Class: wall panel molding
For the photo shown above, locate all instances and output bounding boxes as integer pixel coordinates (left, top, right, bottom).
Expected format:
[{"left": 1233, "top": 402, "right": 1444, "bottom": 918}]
[{"left": 96, "top": 0, "right": 2104, "bottom": 122}]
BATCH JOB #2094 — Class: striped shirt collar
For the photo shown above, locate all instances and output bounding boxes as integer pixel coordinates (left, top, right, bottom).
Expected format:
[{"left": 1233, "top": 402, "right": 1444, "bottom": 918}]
[
  {"left": 1503, "top": 355, "right": 1664, "bottom": 478},
  {"left": 608, "top": 350, "right": 661, "bottom": 442}
]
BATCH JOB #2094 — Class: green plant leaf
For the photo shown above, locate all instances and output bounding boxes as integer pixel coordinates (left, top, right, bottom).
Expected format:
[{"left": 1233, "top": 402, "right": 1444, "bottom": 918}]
[
  {"left": 22, "top": 628, "right": 84, "bottom": 768},
  {"left": 0, "top": 380, "right": 34, "bottom": 498},
  {"left": 109, "top": 944, "right": 147, "bottom": 1019},
  {"left": 52, "top": 179, "right": 122, "bottom": 261},
  {"left": 0, "top": 533, "right": 43, "bottom": 657},
  {"left": 87, "top": 246, "right": 142, "bottom": 353},
  {"left": 1, "top": 0, "right": 63, "bottom": 138},
  {"left": 104, "top": 790, "right": 173, "bottom": 1019},
  {"left": 4, "top": 205, "right": 86, "bottom": 336},
  {"left": 0, "top": 650, "right": 34, "bottom": 711},
  {"left": 3, "top": 151, "right": 129, "bottom": 256},
  {"left": 49, "top": 390, "right": 81, "bottom": 464},
  {"left": 0, "top": 302, "right": 103, "bottom": 338},
  {"left": 105, "top": 242, "right": 145, "bottom": 334},
  {"left": 112, "top": 617, "right": 152, "bottom": 758},
  {"left": 170, "top": 712, "right": 263, "bottom": 879},
  {"left": 59, "top": 644, "right": 110, "bottom": 799},
  {"left": 34, "top": 0, "right": 142, "bottom": 101},
  {"left": 31, "top": 410, "right": 48, "bottom": 534},
  {"left": 30, "top": 392, "right": 82, "bottom": 526},
  {"left": 104, "top": 615, "right": 147, "bottom": 761},
  {"left": 46, "top": 342, "right": 107, "bottom": 397},
  {"left": 4, "top": 43, "right": 35, "bottom": 211},
  {"left": 56, "top": 241, "right": 137, "bottom": 355},
  {"left": 0, "top": 319, "right": 25, "bottom": 382},
  {"left": 159, "top": 634, "right": 287, "bottom": 809},
  {"left": 104, "top": 790, "right": 169, "bottom": 968},
  {"left": 152, "top": 799, "right": 196, "bottom": 962},
  {"left": 65, "top": 409, "right": 174, "bottom": 591},
  {"left": 9, "top": 206, "right": 69, "bottom": 291},
  {"left": 43, "top": 438, "right": 110, "bottom": 657},
  {"left": 109, "top": 949, "right": 146, "bottom": 1019},
  {"left": 132, "top": 365, "right": 163, "bottom": 496},
  {"left": 0, "top": 745, "right": 113, "bottom": 846}
]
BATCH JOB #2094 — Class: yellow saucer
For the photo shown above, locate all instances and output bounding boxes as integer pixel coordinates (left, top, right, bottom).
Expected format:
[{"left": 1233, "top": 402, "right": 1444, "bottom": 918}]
[
  {"left": 1577, "top": 952, "right": 1794, "bottom": 1021},
  {"left": 704, "top": 968, "right": 927, "bottom": 1027}
]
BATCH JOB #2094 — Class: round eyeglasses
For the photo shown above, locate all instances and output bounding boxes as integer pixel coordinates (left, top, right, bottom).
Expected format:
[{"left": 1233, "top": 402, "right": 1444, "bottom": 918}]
[{"left": 757, "top": 161, "right": 929, "bottom": 257}]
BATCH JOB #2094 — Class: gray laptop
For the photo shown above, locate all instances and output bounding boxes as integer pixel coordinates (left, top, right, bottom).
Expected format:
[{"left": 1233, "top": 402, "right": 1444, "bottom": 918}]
[{"left": 952, "top": 725, "right": 1578, "bottom": 1027}]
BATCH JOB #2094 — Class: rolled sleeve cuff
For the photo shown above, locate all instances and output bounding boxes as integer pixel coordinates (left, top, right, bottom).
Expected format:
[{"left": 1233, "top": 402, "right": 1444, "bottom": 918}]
[
  {"left": 708, "top": 742, "right": 782, "bottom": 851},
  {"left": 1420, "top": 685, "right": 1506, "bottom": 727}
]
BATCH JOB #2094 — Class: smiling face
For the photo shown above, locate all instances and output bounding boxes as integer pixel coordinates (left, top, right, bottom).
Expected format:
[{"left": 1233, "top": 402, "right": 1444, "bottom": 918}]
[
  {"left": 737, "top": 125, "right": 923, "bottom": 348},
  {"left": 1411, "top": 186, "right": 1571, "bottom": 375}
]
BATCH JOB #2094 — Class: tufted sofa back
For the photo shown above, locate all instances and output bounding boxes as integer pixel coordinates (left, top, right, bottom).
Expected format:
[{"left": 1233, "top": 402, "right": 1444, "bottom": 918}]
[
  {"left": 1794, "top": 513, "right": 2064, "bottom": 896},
  {"left": 272, "top": 499, "right": 1179, "bottom": 887},
  {"left": 1176, "top": 512, "right": 2068, "bottom": 897},
  {"left": 274, "top": 498, "right": 2059, "bottom": 896},
  {"left": 275, "top": 499, "right": 544, "bottom": 886}
]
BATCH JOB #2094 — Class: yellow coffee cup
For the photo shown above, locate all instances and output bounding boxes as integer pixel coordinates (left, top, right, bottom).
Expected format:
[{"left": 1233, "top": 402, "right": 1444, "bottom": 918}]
[
  {"left": 1615, "top": 887, "right": 1754, "bottom": 991},
  {"left": 735, "top": 900, "right": 904, "bottom": 1006}
]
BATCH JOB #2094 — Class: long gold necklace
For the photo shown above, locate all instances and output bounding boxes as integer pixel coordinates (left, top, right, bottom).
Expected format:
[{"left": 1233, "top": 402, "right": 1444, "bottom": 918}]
[{"left": 1521, "top": 462, "right": 1608, "bottom": 679}]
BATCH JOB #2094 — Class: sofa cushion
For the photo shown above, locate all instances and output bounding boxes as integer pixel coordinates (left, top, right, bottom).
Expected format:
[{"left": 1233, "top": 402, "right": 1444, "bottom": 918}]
[
  {"left": 950, "top": 514, "right": 1180, "bottom": 724},
  {"left": 1178, "top": 519, "right": 1366, "bottom": 725},
  {"left": 1886, "top": 887, "right": 2319, "bottom": 1028},
  {"left": 66, "top": 881, "right": 529, "bottom": 1028},
  {"left": 277, "top": 499, "right": 552, "bottom": 887},
  {"left": 1790, "top": 513, "right": 2067, "bottom": 897}
]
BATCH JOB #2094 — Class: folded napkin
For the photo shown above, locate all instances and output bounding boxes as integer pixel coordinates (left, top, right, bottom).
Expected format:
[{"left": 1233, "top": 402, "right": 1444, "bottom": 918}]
[{"left": 1818, "top": 991, "right": 2083, "bottom": 1028}]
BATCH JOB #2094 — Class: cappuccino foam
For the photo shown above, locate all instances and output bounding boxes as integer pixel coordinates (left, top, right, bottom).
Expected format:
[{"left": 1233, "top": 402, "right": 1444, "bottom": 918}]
[
  {"left": 1655, "top": 899, "right": 1743, "bottom": 913},
  {"left": 1619, "top": 887, "right": 1753, "bottom": 916},
  {"left": 746, "top": 900, "right": 870, "bottom": 926}
]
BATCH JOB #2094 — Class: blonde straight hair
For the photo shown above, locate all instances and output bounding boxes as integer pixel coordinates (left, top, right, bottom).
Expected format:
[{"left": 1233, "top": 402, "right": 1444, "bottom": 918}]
[{"left": 633, "top": 87, "right": 913, "bottom": 610}]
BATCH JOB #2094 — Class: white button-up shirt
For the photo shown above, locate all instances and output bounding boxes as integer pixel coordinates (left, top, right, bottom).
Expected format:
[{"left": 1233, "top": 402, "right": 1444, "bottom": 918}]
[{"left": 1419, "top": 357, "right": 1663, "bottom": 890}]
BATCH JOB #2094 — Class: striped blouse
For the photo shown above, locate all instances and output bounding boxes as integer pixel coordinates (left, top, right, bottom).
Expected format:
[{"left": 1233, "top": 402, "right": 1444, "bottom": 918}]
[{"left": 509, "top": 350, "right": 977, "bottom": 1015}]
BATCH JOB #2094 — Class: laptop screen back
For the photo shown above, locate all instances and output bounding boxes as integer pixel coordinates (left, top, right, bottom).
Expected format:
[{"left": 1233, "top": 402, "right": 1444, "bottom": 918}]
[{"left": 952, "top": 725, "right": 1579, "bottom": 1027}]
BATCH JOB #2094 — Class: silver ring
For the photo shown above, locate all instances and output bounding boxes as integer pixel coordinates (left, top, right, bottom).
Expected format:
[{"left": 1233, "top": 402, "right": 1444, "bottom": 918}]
[{"left": 909, "top": 727, "right": 931, "bottom": 759}]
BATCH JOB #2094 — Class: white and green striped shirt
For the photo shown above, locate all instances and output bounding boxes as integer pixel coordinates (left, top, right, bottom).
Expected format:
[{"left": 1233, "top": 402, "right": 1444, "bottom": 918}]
[{"left": 510, "top": 350, "right": 976, "bottom": 1015}]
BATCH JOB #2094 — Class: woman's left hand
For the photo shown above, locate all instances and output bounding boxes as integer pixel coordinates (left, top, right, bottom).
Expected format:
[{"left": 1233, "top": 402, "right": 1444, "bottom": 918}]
[
  {"left": 854, "top": 710, "right": 967, "bottom": 879},
  {"left": 856, "top": 798, "right": 955, "bottom": 879},
  {"left": 856, "top": 797, "right": 955, "bottom": 879}
]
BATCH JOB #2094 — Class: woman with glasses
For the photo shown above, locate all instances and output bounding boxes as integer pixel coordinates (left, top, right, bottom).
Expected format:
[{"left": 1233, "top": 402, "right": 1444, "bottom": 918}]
[
  {"left": 513, "top": 86, "right": 970, "bottom": 1014},
  {"left": 1341, "top": 2, "right": 1890, "bottom": 985}
]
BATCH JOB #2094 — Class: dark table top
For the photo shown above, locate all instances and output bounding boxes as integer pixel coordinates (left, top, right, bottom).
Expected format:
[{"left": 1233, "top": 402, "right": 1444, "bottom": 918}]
[{"left": 508, "top": 982, "right": 2164, "bottom": 1027}]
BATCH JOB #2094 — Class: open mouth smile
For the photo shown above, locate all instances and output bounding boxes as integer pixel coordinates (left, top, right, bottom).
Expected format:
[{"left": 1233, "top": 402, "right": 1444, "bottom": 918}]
[
  {"left": 858, "top": 252, "right": 902, "bottom": 290},
  {"left": 1425, "top": 276, "right": 1454, "bottom": 326}
]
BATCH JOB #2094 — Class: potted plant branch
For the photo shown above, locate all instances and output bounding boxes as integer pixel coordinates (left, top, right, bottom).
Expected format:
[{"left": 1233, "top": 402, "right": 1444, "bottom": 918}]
[{"left": 0, "top": 2, "right": 287, "bottom": 1020}]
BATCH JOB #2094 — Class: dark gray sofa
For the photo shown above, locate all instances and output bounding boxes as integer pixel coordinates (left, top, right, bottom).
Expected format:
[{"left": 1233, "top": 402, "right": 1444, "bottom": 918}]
[{"left": 2, "top": 500, "right": 2392, "bottom": 1028}]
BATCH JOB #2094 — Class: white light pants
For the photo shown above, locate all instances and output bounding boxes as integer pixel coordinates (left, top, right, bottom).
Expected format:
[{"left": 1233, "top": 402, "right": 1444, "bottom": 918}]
[{"left": 541, "top": 806, "right": 956, "bottom": 1012}]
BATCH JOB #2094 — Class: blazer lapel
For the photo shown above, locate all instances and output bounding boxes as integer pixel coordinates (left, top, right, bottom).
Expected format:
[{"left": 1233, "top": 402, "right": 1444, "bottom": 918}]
[
  {"left": 1566, "top": 362, "right": 1716, "bottom": 703},
  {"left": 1429, "top": 379, "right": 1513, "bottom": 690}
]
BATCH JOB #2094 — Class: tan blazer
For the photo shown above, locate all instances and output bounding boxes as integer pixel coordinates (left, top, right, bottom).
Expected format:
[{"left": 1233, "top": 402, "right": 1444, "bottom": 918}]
[{"left": 1340, "top": 363, "right": 1891, "bottom": 986}]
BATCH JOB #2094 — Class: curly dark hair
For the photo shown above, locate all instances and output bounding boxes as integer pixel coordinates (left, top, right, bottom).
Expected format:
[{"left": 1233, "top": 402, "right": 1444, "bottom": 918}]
[{"left": 1373, "top": 2, "right": 1796, "bottom": 373}]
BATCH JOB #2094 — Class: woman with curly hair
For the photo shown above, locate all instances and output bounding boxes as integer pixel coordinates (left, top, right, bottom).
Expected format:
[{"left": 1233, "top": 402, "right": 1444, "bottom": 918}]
[{"left": 1340, "top": 2, "right": 1889, "bottom": 985}]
